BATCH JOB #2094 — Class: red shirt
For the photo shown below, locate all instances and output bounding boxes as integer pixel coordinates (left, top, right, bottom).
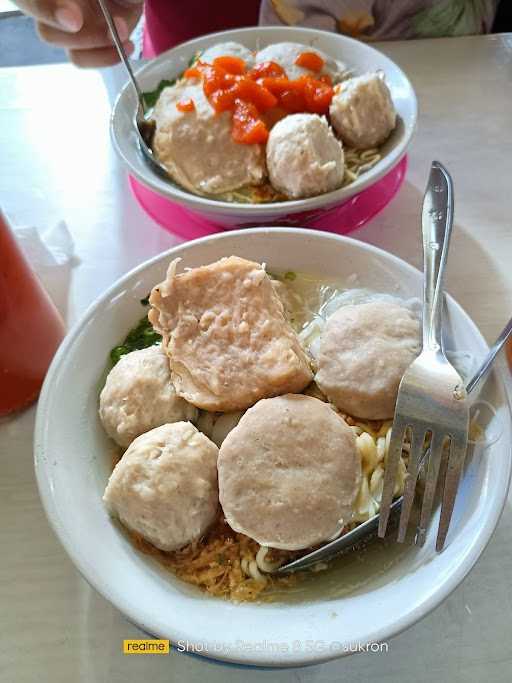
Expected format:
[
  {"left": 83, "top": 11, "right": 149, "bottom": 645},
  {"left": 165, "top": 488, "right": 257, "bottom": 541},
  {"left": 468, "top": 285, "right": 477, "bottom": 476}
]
[{"left": 143, "top": 0, "right": 261, "bottom": 57}]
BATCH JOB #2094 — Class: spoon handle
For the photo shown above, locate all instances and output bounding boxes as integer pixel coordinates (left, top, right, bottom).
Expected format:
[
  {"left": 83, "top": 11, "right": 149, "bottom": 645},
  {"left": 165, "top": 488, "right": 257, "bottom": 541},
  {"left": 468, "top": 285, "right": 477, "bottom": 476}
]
[
  {"left": 466, "top": 316, "right": 512, "bottom": 395},
  {"left": 96, "top": 0, "right": 146, "bottom": 111}
]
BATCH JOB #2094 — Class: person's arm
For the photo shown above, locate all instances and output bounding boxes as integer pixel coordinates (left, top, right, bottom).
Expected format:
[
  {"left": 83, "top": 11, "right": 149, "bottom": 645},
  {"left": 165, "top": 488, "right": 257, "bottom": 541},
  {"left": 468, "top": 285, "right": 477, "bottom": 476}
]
[{"left": 13, "top": 0, "right": 143, "bottom": 67}]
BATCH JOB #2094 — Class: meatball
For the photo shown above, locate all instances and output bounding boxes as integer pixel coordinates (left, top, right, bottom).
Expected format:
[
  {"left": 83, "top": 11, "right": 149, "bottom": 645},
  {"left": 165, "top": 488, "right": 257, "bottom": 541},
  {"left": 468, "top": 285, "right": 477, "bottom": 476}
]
[
  {"left": 218, "top": 395, "right": 361, "bottom": 550},
  {"left": 315, "top": 301, "right": 420, "bottom": 419},
  {"left": 200, "top": 41, "right": 255, "bottom": 67},
  {"left": 152, "top": 81, "right": 266, "bottom": 195},
  {"left": 149, "top": 257, "right": 312, "bottom": 412},
  {"left": 329, "top": 73, "right": 396, "bottom": 149},
  {"left": 99, "top": 345, "right": 198, "bottom": 448},
  {"left": 255, "top": 42, "right": 347, "bottom": 82},
  {"left": 266, "top": 114, "right": 344, "bottom": 198},
  {"left": 103, "top": 422, "right": 219, "bottom": 551}
]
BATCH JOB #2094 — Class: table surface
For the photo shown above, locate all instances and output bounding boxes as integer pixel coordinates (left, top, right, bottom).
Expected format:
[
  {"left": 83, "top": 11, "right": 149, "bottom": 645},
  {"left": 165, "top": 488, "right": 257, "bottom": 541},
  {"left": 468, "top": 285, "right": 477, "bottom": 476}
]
[
  {"left": 0, "top": 1, "right": 18, "bottom": 14},
  {"left": 1, "top": 34, "right": 512, "bottom": 683}
]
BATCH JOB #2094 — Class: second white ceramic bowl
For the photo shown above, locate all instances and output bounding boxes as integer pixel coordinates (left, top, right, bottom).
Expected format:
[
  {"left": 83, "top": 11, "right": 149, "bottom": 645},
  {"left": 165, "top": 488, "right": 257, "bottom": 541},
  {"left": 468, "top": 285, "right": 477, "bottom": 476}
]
[{"left": 111, "top": 27, "right": 417, "bottom": 227}]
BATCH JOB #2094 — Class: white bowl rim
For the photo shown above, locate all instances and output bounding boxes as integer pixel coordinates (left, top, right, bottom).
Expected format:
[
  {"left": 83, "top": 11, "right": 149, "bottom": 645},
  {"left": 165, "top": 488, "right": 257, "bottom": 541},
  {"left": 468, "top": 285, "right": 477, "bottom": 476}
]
[
  {"left": 34, "top": 228, "right": 511, "bottom": 667},
  {"left": 110, "top": 26, "right": 418, "bottom": 216}
]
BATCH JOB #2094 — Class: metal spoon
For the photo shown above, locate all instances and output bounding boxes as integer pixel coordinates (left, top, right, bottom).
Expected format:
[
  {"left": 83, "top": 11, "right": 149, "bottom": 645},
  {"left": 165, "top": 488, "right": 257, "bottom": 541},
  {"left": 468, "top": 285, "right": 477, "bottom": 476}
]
[
  {"left": 96, "top": 0, "right": 169, "bottom": 177},
  {"left": 276, "top": 316, "right": 512, "bottom": 574},
  {"left": 466, "top": 316, "right": 512, "bottom": 394}
]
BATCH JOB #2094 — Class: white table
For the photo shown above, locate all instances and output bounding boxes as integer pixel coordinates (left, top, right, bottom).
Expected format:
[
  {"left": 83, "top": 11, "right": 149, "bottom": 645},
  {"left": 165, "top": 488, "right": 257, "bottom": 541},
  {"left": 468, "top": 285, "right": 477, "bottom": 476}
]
[
  {"left": 1, "top": 34, "right": 511, "bottom": 683},
  {"left": 0, "top": 1, "right": 18, "bottom": 15}
]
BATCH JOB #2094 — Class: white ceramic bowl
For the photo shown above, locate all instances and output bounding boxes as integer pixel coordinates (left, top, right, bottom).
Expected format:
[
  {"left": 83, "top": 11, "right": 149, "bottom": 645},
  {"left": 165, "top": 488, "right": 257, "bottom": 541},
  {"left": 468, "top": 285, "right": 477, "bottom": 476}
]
[
  {"left": 111, "top": 27, "right": 417, "bottom": 228},
  {"left": 35, "top": 229, "right": 511, "bottom": 667}
]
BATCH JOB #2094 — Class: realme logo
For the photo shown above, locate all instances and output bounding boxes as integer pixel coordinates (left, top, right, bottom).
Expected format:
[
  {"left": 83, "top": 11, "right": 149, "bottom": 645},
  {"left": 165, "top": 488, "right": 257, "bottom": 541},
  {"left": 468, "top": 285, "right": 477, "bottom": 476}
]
[{"left": 123, "top": 639, "right": 170, "bottom": 654}]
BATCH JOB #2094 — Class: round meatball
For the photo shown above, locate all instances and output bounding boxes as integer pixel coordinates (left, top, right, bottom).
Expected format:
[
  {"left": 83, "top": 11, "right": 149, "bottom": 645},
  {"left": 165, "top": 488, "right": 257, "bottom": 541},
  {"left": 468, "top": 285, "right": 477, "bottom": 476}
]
[
  {"left": 103, "top": 422, "right": 219, "bottom": 551},
  {"left": 315, "top": 302, "right": 420, "bottom": 419},
  {"left": 152, "top": 81, "right": 266, "bottom": 195},
  {"left": 255, "top": 42, "right": 348, "bottom": 82},
  {"left": 329, "top": 73, "right": 396, "bottom": 149},
  {"left": 99, "top": 345, "right": 197, "bottom": 448},
  {"left": 218, "top": 395, "right": 361, "bottom": 550},
  {"left": 201, "top": 41, "right": 255, "bottom": 68},
  {"left": 266, "top": 114, "right": 344, "bottom": 198}
]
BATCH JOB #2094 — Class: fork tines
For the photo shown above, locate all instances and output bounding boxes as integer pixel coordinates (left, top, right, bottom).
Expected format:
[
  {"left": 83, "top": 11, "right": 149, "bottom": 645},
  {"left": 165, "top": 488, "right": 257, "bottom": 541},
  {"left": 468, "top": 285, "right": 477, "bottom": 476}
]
[{"left": 378, "top": 391, "right": 469, "bottom": 551}]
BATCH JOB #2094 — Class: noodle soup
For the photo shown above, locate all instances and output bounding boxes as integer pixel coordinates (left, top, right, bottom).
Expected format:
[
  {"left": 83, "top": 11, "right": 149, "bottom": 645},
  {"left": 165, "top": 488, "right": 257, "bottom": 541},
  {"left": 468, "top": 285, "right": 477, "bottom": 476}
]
[
  {"left": 145, "top": 42, "right": 395, "bottom": 203},
  {"left": 101, "top": 264, "right": 421, "bottom": 602}
]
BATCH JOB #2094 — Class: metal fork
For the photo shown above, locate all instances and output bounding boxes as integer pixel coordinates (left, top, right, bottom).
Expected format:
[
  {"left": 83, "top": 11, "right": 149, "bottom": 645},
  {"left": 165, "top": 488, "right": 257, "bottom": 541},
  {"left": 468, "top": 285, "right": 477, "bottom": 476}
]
[{"left": 378, "top": 161, "right": 469, "bottom": 551}]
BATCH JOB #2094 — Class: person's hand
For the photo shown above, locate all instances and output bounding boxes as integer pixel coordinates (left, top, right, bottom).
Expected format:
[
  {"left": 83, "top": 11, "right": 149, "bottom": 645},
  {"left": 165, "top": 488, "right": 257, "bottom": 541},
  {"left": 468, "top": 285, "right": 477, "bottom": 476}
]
[{"left": 14, "top": 0, "right": 144, "bottom": 67}]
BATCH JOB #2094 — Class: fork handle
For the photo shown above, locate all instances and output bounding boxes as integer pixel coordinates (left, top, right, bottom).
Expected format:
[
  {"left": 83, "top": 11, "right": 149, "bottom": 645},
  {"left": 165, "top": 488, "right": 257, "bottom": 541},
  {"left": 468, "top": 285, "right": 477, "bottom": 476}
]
[{"left": 421, "top": 161, "right": 454, "bottom": 352}]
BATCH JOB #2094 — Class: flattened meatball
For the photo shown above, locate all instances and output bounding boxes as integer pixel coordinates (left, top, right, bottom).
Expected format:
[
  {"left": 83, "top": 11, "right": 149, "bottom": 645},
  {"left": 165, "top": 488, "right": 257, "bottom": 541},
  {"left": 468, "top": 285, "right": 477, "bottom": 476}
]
[
  {"left": 149, "top": 257, "right": 312, "bottom": 412},
  {"left": 255, "top": 42, "right": 347, "bottom": 82},
  {"left": 201, "top": 41, "right": 255, "bottom": 67},
  {"left": 218, "top": 394, "right": 361, "bottom": 550},
  {"left": 152, "top": 81, "right": 266, "bottom": 195}
]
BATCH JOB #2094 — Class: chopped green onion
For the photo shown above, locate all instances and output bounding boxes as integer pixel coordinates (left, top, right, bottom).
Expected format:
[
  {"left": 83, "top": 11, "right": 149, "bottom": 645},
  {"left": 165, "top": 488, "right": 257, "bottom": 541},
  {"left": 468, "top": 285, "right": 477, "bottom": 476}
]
[
  {"left": 110, "top": 345, "right": 129, "bottom": 365},
  {"left": 108, "top": 315, "right": 161, "bottom": 366},
  {"left": 188, "top": 51, "right": 201, "bottom": 67},
  {"left": 142, "top": 79, "right": 176, "bottom": 109},
  {"left": 143, "top": 328, "right": 160, "bottom": 342},
  {"left": 141, "top": 52, "right": 200, "bottom": 110}
]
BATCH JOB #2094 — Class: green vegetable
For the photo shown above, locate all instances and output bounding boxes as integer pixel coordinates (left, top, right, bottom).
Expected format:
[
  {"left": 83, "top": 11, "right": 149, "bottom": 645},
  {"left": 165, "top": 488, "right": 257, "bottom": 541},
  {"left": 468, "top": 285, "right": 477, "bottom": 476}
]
[
  {"left": 110, "top": 345, "right": 129, "bottom": 365},
  {"left": 141, "top": 52, "right": 202, "bottom": 110},
  {"left": 109, "top": 315, "right": 161, "bottom": 366},
  {"left": 284, "top": 271, "right": 297, "bottom": 281},
  {"left": 188, "top": 51, "right": 201, "bottom": 67},
  {"left": 142, "top": 79, "right": 176, "bottom": 109}
]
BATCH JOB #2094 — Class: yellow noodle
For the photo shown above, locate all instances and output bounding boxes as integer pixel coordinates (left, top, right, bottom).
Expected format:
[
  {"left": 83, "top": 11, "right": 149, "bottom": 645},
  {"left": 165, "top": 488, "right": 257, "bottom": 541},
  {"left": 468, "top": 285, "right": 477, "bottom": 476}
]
[
  {"left": 360, "top": 148, "right": 380, "bottom": 161},
  {"left": 121, "top": 415, "right": 406, "bottom": 602},
  {"left": 211, "top": 147, "right": 382, "bottom": 204}
]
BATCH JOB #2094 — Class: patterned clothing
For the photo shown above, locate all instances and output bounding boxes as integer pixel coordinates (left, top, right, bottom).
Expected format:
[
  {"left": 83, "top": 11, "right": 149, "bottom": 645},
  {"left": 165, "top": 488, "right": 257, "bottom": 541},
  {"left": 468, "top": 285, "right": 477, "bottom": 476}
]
[
  {"left": 142, "top": 1, "right": 499, "bottom": 58},
  {"left": 259, "top": 0, "right": 498, "bottom": 40}
]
